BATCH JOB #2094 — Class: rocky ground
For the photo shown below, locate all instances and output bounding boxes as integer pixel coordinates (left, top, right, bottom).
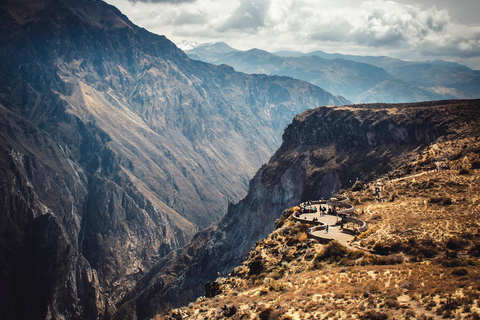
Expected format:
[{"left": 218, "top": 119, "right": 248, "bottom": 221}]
[{"left": 156, "top": 137, "right": 480, "bottom": 320}]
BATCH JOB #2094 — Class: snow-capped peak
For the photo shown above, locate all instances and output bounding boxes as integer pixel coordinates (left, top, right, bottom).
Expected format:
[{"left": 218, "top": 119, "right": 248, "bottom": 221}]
[{"left": 176, "top": 40, "right": 202, "bottom": 51}]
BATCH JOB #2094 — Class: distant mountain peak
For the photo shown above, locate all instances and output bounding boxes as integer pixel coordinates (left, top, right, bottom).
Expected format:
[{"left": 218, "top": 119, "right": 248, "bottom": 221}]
[
  {"left": 177, "top": 40, "right": 202, "bottom": 51},
  {"left": 179, "top": 40, "right": 238, "bottom": 54}
]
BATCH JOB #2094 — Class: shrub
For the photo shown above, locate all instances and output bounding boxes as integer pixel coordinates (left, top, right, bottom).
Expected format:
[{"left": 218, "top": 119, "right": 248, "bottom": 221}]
[
  {"left": 468, "top": 242, "right": 480, "bottom": 257},
  {"left": 405, "top": 310, "right": 416, "bottom": 319},
  {"left": 441, "top": 258, "right": 468, "bottom": 268},
  {"left": 205, "top": 281, "right": 222, "bottom": 298},
  {"left": 359, "top": 310, "right": 388, "bottom": 320},
  {"left": 471, "top": 159, "right": 480, "bottom": 169},
  {"left": 287, "top": 232, "right": 308, "bottom": 246},
  {"left": 375, "top": 254, "right": 404, "bottom": 265},
  {"left": 269, "top": 267, "right": 286, "bottom": 280},
  {"left": 428, "top": 196, "right": 445, "bottom": 204},
  {"left": 248, "top": 256, "right": 264, "bottom": 275},
  {"left": 383, "top": 297, "right": 400, "bottom": 309},
  {"left": 388, "top": 193, "right": 397, "bottom": 202},
  {"left": 258, "top": 307, "right": 274, "bottom": 320},
  {"left": 347, "top": 250, "right": 365, "bottom": 260},
  {"left": 357, "top": 226, "right": 378, "bottom": 240},
  {"left": 316, "top": 241, "right": 348, "bottom": 262},
  {"left": 373, "top": 242, "right": 391, "bottom": 255},
  {"left": 266, "top": 279, "right": 286, "bottom": 292},
  {"left": 451, "top": 267, "right": 468, "bottom": 276},
  {"left": 222, "top": 305, "right": 237, "bottom": 317},
  {"left": 390, "top": 241, "right": 403, "bottom": 253},
  {"left": 275, "top": 208, "right": 297, "bottom": 230},
  {"left": 352, "top": 180, "right": 364, "bottom": 191},
  {"left": 441, "top": 197, "right": 453, "bottom": 205},
  {"left": 458, "top": 168, "right": 470, "bottom": 175},
  {"left": 446, "top": 238, "right": 468, "bottom": 250},
  {"left": 409, "top": 239, "right": 439, "bottom": 258}
]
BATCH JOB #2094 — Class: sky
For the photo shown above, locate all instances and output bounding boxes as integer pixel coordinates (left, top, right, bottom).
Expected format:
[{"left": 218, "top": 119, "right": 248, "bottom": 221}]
[{"left": 104, "top": 0, "right": 480, "bottom": 69}]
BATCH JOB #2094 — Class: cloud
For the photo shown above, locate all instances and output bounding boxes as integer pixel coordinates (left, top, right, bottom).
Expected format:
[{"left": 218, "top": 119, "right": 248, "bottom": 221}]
[
  {"left": 127, "top": 0, "right": 195, "bottom": 3},
  {"left": 219, "top": 0, "right": 271, "bottom": 32},
  {"left": 173, "top": 10, "right": 208, "bottom": 25},
  {"left": 104, "top": 0, "right": 480, "bottom": 68}
]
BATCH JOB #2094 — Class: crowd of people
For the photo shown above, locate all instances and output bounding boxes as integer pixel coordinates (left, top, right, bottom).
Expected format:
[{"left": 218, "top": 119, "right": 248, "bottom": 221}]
[{"left": 293, "top": 202, "right": 339, "bottom": 219}]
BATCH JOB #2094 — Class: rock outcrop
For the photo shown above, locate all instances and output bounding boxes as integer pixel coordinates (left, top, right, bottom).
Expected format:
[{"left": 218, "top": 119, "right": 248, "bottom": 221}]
[
  {"left": 118, "top": 99, "right": 480, "bottom": 319},
  {"left": 0, "top": 0, "right": 347, "bottom": 319}
]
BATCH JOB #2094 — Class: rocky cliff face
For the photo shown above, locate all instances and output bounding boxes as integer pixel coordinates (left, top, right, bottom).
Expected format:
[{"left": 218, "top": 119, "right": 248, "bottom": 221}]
[
  {"left": 0, "top": 0, "right": 347, "bottom": 319},
  {"left": 118, "top": 99, "right": 480, "bottom": 319}
]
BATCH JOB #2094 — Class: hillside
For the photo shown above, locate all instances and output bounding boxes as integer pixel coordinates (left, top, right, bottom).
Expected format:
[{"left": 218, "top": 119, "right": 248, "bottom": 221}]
[
  {"left": 116, "top": 99, "right": 480, "bottom": 319},
  {"left": 185, "top": 43, "right": 480, "bottom": 103},
  {"left": 158, "top": 108, "right": 480, "bottom": 320},
  {"left": 0, "top": 0, "right": 347, "bottom": 318}
]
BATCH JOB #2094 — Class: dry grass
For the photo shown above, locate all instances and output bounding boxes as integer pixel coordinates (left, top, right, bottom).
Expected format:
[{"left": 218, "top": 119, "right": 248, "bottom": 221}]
[
  {"left": 157, "top": 137, "right": 480, "bottom": 320},
  {"left": 353, "top": 137, "right": 480, "bottom": 261}
]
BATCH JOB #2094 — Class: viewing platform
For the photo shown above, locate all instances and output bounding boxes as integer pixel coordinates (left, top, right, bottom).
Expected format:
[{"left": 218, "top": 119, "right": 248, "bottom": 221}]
[{"left": 291, "top": 198, "right": 368, "bottom": 245}]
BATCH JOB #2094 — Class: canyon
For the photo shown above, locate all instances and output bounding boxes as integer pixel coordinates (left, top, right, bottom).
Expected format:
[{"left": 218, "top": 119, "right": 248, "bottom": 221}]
[
  {"left": 0, "top": 0, "right": 346, "bottom": 319},
  {"left": 115, "top": 99, "right": 480, "bottom": 319}
]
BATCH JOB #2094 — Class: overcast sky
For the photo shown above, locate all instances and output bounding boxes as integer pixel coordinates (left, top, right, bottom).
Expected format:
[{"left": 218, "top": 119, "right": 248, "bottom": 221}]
[{"left": 104, "top": 0, "right": 480, "bottom": 69}]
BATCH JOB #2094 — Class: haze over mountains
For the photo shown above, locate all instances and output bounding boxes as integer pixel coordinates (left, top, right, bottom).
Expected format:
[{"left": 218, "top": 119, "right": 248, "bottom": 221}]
[
  {"left": 181, "top": 41, "right": 480, "bottom": 103},
  {"left": 0, "top": 0, "right": 346, "bottom": 318}
]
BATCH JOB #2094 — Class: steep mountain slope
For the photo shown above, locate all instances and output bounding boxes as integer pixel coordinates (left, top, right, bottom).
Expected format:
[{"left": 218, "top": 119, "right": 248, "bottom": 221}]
[
  {"left": 117, "top": 99, "right": 480, "bottom": 319},
  {"left": 186, "top": 43, "right": 479, "bottom": 103},
  {"left": 0, "top": 1, "right": 347, "bottom": 319}
]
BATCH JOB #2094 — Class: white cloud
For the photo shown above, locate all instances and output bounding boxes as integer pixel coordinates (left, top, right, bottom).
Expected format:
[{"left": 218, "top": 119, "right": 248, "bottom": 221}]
[
  {"left": 219, "top": 0, "right": 271, "bottom": 32},
  {"left": 104, "top": 0, "right": 480, "bottom": 69}
]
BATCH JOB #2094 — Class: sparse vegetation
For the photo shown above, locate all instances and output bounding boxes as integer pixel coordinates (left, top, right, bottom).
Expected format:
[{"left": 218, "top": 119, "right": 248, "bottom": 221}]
[
  {"left": 157, "top": 137, "right": 480, "bottom": 320},
  {"left": 471, "top": 159, "right": 480, "bottom": 169}
]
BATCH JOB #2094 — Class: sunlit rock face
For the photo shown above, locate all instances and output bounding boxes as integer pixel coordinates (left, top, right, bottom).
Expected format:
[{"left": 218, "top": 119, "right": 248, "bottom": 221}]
[
  {"left": 117, "top": 99, "right": 480, "bottom": 319},
  {"left": 0, "top": 0, "right": 348, "bottom": 318}
]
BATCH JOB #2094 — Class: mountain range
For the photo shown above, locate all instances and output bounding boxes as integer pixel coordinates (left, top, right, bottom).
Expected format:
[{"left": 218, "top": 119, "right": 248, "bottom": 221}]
[
  {"left": 181, "top": 42, "right": 480, "bottom": 103},
  {"left": 0, "top": 0, "right": 346, "bottom": 319}
]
